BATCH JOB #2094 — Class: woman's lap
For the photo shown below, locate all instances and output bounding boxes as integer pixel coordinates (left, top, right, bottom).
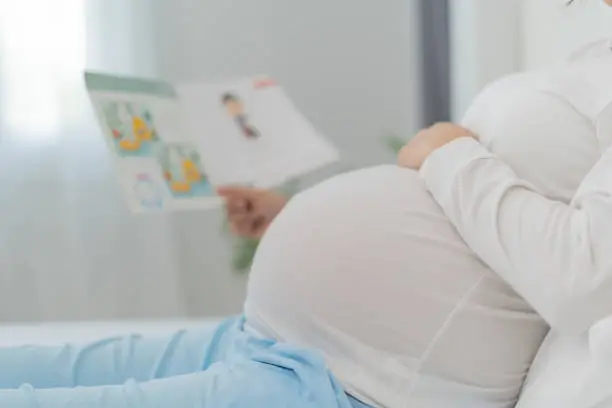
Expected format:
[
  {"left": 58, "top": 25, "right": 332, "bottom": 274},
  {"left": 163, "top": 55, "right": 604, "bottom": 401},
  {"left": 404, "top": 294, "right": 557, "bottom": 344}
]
[
  {"left": 9, "top": 362, "right": 310, "bottom": 408},
  {"left": 0, "top": 317, "right": 357, "bottom": 408}
]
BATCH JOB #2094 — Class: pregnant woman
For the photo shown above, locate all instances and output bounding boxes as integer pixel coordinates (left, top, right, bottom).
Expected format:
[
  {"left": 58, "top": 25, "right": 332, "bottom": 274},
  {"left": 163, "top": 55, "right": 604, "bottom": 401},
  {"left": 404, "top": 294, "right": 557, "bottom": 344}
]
[
  {"left": 0, "top": 4, "right": 610, "bottom": 407},
  {"left": 223, "top": 168, "right": 548, "bottom": 407}
]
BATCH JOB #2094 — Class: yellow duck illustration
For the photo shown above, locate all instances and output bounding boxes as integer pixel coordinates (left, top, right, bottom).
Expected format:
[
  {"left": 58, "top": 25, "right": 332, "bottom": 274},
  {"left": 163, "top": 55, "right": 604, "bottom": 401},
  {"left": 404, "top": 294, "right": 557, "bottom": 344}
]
[
  {"left": 116, "top": 104, "right": 142, "bottom": 151},
  {"left": 118, "top": 129, "right": 141, "bottom": 151},
  {"left": 171, "top": 180, "right": 191, "bottom": 193},
  {"left": 168, "top": 149, "right": 191, "bottom": 193},
  {"left": 183, "top": 159, "right": 202, "bottom": 183},
  {"left": 132, "top": 116, "right": 153, "bottom": 141}
]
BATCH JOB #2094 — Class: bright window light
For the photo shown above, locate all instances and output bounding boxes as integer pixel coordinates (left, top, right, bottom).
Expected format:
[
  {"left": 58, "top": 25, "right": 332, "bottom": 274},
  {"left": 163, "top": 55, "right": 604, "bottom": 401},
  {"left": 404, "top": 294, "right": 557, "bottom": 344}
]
[{"left": 0, "top": 0, "right": 86, "bottom": 137}]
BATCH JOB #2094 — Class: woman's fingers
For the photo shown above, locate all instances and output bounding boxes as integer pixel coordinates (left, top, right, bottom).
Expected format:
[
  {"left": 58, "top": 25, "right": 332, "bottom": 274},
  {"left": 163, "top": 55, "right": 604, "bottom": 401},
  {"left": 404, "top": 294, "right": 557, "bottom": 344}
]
[
  {"left": 217, "top": 186, "right": 258, "bottom": 203},
  {"left": 229, "top": 213, "right": 265, "bottom": 238},
  {"left": 216, "top": 186, "right": 250, "bottom": 196},
  {"left": 250, "top": 215, "right": 267, "bottom": 236},
  {"left": 217, "top": 186, "right": 258, "bottom": 215},
  {"left": 217, "top": 185, "right": 279, "bottom": 238},
  {"left": 226, "top": 198, "right": 248, "bottom": 216}
]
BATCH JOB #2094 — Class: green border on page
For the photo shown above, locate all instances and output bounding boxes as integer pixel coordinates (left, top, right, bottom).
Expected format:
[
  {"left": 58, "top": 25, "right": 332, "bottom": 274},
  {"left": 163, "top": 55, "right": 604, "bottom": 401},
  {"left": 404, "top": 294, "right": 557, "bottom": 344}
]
[{"left": 84, "top": 71, "right": 177, "bottom": 97}]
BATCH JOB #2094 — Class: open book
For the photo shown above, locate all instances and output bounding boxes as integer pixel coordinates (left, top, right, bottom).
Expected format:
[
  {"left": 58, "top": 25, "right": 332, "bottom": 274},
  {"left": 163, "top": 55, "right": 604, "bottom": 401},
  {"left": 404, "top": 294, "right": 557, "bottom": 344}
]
[{"left": 85, "top": 72, "right": 339, "bottom": 213}]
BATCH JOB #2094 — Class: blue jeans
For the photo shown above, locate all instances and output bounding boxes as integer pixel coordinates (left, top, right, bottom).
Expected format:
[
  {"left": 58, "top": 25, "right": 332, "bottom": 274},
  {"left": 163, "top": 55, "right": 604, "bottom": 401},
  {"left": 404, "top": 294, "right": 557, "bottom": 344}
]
[{"left": 0, "top": 316, "right": 366, "bottom": 407}]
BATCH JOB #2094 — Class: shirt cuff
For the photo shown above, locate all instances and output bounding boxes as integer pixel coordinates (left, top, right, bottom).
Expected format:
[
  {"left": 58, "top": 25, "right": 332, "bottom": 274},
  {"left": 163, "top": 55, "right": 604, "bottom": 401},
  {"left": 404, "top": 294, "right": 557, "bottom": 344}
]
[{"left": 419, "top": 137, "right": 493, "bottom": 204}]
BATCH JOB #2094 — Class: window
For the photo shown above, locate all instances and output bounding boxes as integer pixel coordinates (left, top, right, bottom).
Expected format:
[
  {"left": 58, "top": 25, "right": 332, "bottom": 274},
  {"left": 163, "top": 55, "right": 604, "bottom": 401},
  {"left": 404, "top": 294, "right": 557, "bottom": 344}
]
[{"left": 0, "top": 0, "right": 85, "bottom": 136}]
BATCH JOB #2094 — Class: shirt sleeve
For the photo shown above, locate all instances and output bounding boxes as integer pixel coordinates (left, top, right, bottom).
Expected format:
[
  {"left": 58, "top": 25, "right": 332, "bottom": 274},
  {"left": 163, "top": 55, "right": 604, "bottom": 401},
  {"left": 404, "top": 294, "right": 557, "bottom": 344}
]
[{"left": 419, "top": 137, "right": 612, "bottom": 334}]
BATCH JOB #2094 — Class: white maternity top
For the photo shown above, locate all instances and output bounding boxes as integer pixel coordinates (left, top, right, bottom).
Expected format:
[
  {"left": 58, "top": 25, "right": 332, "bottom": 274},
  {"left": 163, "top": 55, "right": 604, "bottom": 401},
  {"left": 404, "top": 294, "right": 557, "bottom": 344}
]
[{"left": 244, "top": 39, "right": 612, "bottom": 408}]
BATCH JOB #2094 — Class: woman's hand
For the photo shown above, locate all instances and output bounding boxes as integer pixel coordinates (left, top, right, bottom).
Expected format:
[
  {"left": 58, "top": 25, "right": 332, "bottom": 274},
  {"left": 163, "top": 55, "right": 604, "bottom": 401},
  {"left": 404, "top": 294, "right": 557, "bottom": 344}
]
[
  {"left": 398, "top": 122, "right": 477, "bottom": 170},
  {"left": 217, "top": 186, "right": 288, "bottom": 239}
]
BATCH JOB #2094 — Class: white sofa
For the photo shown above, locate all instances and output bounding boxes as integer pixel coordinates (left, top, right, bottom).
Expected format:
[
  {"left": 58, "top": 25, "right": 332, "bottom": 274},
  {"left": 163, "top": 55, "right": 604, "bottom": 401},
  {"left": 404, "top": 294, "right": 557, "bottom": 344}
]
[{"left": 0, "top": 319, "right": 222, "bottom": 346}]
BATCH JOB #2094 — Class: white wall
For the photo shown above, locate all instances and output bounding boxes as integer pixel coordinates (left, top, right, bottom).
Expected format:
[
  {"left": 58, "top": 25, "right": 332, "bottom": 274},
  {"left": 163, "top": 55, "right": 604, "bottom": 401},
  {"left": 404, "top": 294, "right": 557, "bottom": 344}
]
[
  {"left": 86, "top": 0, "right": 158, "bottom": 77},
  {"left": 522, "top": 0, "right": 612, "bottom": 69},
  {"left": 450, "top": 0, "right": 612, "bottom": 120},
  {"left": 152, "top": 0, "right": 419, "bottom": 167},
  {"left": 449, "top": 0, "right": 523, "bottom": 120},
  {"left": 150, "top": 0, "right": 421, "bottom": 314}
]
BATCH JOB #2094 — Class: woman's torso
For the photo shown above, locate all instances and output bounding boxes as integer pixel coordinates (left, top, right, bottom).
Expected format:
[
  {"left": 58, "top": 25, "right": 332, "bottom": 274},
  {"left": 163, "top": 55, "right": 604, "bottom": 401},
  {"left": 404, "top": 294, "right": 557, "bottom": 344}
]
[
  {"left": 244, "top": 40, "right": 612, "bottom": 408},
  {"left": 245, "top": 166, "right": 547, "bottom": 408}
]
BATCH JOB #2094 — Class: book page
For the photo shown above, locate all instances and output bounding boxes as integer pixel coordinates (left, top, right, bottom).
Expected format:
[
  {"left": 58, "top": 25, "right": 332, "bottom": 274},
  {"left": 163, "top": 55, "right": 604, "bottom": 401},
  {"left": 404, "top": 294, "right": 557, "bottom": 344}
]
[
  {"left": 85, "top": 72, "right": 221, "bottom": 213},
  {"left": 86, "top": 73, "right": 339, "bottom": 213},
  {"left": 177, "top": 76, "right": 339, "bottom": 188}
]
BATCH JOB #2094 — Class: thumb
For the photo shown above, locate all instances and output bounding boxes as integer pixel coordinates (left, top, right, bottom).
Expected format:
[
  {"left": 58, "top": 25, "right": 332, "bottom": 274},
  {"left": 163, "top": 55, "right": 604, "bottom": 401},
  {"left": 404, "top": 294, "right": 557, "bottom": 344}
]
[{"left": 216, "top": 185, "right": 259, "bottom": 198}]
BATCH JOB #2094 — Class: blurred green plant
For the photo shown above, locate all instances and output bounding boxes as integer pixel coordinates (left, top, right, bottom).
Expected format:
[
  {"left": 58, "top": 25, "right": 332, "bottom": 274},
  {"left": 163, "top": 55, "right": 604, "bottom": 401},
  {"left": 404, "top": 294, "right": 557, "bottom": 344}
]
[
  {"left": 229, "top": 236, "right": 260, "bottom": 273},
  {"left": 383, "top": 132, "right": 407, "bottom": 154},
  {"left": 225, "top": 134, "right": 406, "bottom": 274}
]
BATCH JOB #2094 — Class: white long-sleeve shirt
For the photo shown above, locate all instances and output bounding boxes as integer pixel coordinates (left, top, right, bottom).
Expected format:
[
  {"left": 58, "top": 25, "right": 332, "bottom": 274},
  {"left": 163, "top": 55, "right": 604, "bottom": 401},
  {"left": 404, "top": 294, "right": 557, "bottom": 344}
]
[{"left": 420, "top": 39, "right": 612, "bottom": 335}]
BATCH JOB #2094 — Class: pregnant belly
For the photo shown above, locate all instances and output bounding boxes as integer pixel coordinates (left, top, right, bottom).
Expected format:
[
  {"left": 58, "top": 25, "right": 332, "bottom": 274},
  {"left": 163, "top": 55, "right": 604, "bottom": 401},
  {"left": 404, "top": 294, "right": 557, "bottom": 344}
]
[{"left": 244, "top": 165, "right": 547, "bottom": 406}]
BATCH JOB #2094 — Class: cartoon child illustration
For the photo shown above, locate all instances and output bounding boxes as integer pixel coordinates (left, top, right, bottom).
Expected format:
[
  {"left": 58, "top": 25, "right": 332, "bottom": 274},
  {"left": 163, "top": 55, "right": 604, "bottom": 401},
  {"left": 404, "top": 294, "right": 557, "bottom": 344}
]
[
  {"left": 221, "top": 93, "right": 260, "bottom": 139},
  {"left": 133, "top": 114, "right": 153, "bottom": 142},
  {"left": 166, "top": 147, "right": 191, "bottom": 193},
  {"left": 104, "top": 102, "right": 158, "bottom": 154},
  {"left": 159, "top": 144, "right": 208, "bottom": 196},
  {"left": 116, "top": 103, "right": 141, "bottom": 151}
]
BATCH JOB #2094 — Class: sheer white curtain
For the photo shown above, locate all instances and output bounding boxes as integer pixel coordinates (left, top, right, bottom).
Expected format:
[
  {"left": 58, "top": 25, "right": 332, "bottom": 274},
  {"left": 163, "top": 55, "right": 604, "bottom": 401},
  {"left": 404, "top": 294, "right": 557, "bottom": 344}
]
[{"left": 0, "top": 0, "right": 192, "bottom": 321}]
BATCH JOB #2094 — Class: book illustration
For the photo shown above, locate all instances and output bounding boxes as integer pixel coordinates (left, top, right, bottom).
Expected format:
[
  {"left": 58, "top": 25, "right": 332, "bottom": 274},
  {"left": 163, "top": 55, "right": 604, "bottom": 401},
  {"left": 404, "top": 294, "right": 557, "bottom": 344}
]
[
  {"left": 221, "top": 92, "right": 260, "bottom": 139},
  {"left": 253, "top": 76, "right": 277, "bottom": 89},
  {"left": 103, "top": 101, "right": 160, "bottom": 157},
  {"left": 156, "top": 143, "right": 213, "bottom": 198},
  {"left": 133, "top": 174, "right": 164, "bottom": 209}
]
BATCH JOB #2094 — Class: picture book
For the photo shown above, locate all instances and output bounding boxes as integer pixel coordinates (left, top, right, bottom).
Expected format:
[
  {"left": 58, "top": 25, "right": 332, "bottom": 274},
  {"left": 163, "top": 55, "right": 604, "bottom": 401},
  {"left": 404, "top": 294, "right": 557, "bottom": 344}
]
[{"left": 85, "top": 72, "right": 339, "bottom": 213}]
